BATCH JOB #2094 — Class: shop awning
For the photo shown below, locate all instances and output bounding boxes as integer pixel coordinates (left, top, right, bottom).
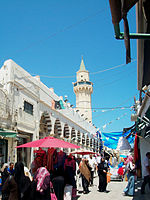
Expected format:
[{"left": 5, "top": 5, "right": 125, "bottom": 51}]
[{"left": 0, "top": 128, "right": 17, "bottom": 138}]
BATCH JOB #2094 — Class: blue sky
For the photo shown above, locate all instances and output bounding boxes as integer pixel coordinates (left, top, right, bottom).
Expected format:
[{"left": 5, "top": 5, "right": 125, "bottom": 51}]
[{"left": 0, "top": 0, "right": 138, "bottom": 132}]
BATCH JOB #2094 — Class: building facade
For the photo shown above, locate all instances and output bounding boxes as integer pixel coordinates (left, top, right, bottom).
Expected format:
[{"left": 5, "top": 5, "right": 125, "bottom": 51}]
[{"left": 0, "top": 59, "right": 100, "bottom": 167}]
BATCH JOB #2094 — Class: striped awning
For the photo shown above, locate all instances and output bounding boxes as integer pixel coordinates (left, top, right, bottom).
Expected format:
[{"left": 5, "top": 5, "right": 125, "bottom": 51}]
[{"left": 0, "top": 128, "right": 17, "bottom": 138}]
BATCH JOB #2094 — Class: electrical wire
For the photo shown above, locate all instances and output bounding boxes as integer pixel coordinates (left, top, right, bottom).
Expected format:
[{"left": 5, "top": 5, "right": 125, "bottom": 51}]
[
  {"left": 30, "top": 59, "right": 137, "bottom": 79},
  {"left": 14, "top": 8, "right": 107, "bottom": 56}
]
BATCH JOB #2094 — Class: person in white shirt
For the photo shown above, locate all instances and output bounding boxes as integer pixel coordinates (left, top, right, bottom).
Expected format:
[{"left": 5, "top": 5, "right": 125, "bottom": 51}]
[
  {"left": 141, "top": 152, "right": 150, "bottom": 194},
  {"left": 88, "top": 155, "right": 97, "bottom": 186}
]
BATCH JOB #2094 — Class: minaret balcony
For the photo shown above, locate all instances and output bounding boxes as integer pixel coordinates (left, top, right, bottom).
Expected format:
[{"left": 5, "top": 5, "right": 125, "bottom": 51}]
[{"left": 73, "top": 81, "right": 93, "bottom": 87}]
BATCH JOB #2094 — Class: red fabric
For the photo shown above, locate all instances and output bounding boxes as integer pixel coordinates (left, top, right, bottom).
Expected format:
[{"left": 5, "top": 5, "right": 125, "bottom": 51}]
[
  {"left": 47, "top": 148, "right": 58, "bottom": 171},
  {"left": 16, "top": 136, "right": 80, "bottom": 149},
  {"left": 34, "top": 148, "right": 47, "bottom": 167},
  {"left": 134, "top": 132, "right": 138, "bottom": 162},
  {"left": 118, "top": 167, "right": 124, "bottom": 176},
  {"left": 64, "top": 158, "right": 75, "bottom": 171}
]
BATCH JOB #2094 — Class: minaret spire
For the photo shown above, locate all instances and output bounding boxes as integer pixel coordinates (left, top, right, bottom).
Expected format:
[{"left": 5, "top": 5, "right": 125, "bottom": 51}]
[{"left": 79, "top": 56, "right": 86, "bottom": 71}]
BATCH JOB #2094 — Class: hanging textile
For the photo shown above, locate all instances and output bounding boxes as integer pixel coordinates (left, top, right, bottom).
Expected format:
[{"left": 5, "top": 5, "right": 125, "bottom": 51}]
[
  {"left": 47, "top": 148, "right": 58, "bottom": 171},
  {"left": 34, "top": 147, "right": 47, "bottom": 167}
]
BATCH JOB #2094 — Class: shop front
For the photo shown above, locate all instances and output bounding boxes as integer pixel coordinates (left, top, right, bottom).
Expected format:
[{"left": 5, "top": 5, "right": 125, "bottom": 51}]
[
  {"left": 16, "top": 132, "right": 32, "bottom": 167},
  {"left": 0, "top": 128, "right": 16, "bottom": 167},
  {"left": 0, "top": 139, "right": 8, "bottom": 167}
]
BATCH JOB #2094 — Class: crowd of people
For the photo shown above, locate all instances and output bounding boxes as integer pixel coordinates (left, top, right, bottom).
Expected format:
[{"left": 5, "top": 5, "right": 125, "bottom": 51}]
[
  {"left": 0, "top": 149, "right": 110, "bottom": 200},
  {"left": 0, "top": 150, "right": 149, "bottom": 200}
]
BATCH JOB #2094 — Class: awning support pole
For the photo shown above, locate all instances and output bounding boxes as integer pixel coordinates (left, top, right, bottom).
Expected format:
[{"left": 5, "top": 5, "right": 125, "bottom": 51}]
[{"left": 114, "top": 24, "right": 150, "bottom": 40}]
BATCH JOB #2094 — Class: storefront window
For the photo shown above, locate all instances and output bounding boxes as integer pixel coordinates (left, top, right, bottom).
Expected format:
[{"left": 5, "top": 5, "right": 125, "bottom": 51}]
[
  {"left": 17, "top": 138, "right": 27, "bottom": 166},
  {"left": 0, "top": 139, "right": 8, "bottom": 167}
]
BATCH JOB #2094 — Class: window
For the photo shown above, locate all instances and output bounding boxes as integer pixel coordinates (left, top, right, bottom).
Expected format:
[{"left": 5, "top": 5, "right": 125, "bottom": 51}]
[{"left": 24, "top": 101, "right": 33, "bottom": 115}]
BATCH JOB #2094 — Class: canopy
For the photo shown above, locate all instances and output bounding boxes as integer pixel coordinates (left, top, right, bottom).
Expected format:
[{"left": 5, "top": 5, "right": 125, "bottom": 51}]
[
  {"left": 101, "top": 130, "right": 134, "bottom": 150},
  {"left": 0, "top": 128, "right": 17, "bottom": 138},
  {"left": 16, "top": 136, "right": 80, "bottom": 149},
  {"left": 116, "top": 136, "right": 131, "bottom": 151},
  {"left": 71, "top": 149, "right": 96, "bottom": 155}
]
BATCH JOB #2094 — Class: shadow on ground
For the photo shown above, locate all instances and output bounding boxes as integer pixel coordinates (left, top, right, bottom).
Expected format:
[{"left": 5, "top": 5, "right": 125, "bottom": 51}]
[{"left": 132, "top": 179, "right": 150, "bottom": 200}]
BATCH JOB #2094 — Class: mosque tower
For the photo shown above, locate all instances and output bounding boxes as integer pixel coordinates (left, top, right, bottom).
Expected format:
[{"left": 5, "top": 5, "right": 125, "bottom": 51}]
[{"left": 73, "top": 57, "right": 93, "bottom": 122}]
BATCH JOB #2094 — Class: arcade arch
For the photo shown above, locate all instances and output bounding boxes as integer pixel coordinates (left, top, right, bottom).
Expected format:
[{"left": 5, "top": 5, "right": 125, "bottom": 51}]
[
  {"left": 63, "top": 123, "right": 70, "bottom": 139},
  {"left": 71, "top": 128, "right": 76, "bottom": 142},
  {"left": 54, "top": 118, "right": 62, "bottom": 138},
  {"left": 39, "top": 112, "right": 52, "bottom": 139}
]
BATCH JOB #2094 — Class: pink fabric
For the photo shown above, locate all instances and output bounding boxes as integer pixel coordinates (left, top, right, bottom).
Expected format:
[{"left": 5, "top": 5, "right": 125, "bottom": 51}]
[
  {"left": 50, "top": 181, "right": 57, "bottom": 200},
  {"left": 35, "top": 167, "right": 50, "bottom": 192},
  {"left": 125, "top": 155, "right": 133, "bottom": 165}
]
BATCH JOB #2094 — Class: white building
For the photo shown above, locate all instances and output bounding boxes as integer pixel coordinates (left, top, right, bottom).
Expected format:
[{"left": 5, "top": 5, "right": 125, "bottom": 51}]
[{"left": 0, "top": 59, "right": 100, "bottom": 167}]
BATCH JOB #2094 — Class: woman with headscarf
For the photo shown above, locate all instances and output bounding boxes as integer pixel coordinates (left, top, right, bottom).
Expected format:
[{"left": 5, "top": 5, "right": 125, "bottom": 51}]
[
  {"left": 123, "top": 155, "right": 135, "bottom": 196},
  {"left": 14, "top": 162, "right": 31, "bottom": 200},
  {"left": 32, "top": 167, "right": 51, "bottom": 200},
  {"left": 1, "top": 163, "right": 9, "bottom": 185},
  {"left": 2, "top": 162, "right": 32, "bottom": 200},
  {"left": 97, "top": 157, "right": 108, "bottom": 192},
  {"left": 1, "top": 163, "right": 10, "bottom": 200},
  {"left": 64, "top": 155, "right": 76, "bottom": 195},
  {"left": 51, "top": 167, "right": 65, "bottom": 200},
  {"left": 79, "top": 158, "right": 91, "bottom": 194}
]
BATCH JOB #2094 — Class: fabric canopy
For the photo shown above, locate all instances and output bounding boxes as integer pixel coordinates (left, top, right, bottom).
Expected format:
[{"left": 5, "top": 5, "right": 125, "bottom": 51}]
[
  {"left": 71, "top": 149, "right": 96, "bottom": 155},
  {"left": 101, "top": 130, "right": 135, "bottom": 150},
  {"left": 16, "top": 136, "right": 80, "bottom": 149},
  {"left": 0, "top": 128, "right": 17, "bottom": 138},
  {"left": 116, "top": 136, "right": 131, "bottom": 151}
]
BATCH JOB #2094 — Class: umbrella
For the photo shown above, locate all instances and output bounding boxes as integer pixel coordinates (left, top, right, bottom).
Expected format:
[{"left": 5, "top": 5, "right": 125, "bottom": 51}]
[
  {"left": 71, "top": 149, "right": 96, "bottom": 155},
  {"left": 16, "top": 136, "right": 80, "bottom": 149}
]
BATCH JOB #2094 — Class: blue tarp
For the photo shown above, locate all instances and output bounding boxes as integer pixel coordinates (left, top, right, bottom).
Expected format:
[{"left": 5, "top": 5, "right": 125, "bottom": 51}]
[{"left": 101, "top": 130, "right": 135, "bottom": 149}]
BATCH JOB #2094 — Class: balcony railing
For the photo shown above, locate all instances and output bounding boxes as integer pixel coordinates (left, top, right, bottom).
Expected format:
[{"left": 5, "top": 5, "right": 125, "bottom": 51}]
[{"left": 73, "top": 81, "right": 93, "bottom": 87}]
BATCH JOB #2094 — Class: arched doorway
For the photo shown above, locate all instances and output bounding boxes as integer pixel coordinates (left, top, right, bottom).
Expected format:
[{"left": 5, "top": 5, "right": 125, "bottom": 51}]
[
  {"left": 96, "top": 141, "right": 99, "bottom": 152},
  {"left": 63, "top": 124, "right": 70, "bottom": 139},
  {"left": 39, "top": 112, "right": 52, "bottom": 139},
  {"left": 93, "top": 139, "right": 96, "bottom": 152},
  {"left": 90, "top": 138, "right": 93, "bottom": 149},
  {"left": 82, "top": 133, "right": 85, "bottom": 146},
  {"left": 71, "top": 128, "right": 76, "bottom": 142},
  {"left": 77, "top": 131, "right": 81, "bottom": 144},
  {"left": 86, "top": 136, "right": 89, "bottom": 148},
  {"left": 54, "top": 119, "right": 62, "bottom": 138}
]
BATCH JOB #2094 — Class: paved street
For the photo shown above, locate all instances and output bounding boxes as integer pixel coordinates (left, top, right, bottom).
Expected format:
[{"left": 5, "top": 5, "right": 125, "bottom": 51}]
[{"left": 77, "top": 176, "right": 150, "bottom": 200}]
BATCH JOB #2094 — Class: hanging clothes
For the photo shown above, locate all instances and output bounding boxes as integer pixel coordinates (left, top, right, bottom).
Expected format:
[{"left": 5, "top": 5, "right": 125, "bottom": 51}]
[
  {"left": 34, "top": 148, "right": 47, "bottom": 167},
  {"left": 57, "top": 151, "right": 66, "bottom": 169},
  {"left": 47, "top": 148, "right": 58, "bottom": 171}
]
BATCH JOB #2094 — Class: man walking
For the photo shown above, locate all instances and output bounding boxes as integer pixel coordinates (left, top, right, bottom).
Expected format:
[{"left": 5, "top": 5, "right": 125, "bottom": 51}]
[
  {"left": 141, "top": 152, "right": 150, "bottom": 194},
  {"left": 88, "top": 155, "right": 97, "bottom": 186}
]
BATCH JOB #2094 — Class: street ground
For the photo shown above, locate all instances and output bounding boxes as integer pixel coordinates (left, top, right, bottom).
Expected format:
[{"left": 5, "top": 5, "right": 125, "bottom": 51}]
[{"left": 77, "top": 176, "right": 150, "bottom": 200}]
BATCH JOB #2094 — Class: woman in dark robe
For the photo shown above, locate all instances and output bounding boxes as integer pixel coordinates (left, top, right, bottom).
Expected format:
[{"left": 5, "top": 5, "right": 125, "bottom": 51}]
[
  {"left": 2, "top": 162, "right": 31, "bottom": 200},
  {"left": 1, "top": 163, "right": 10, "bottom": 200},
  {"left": 14, "top": 162, "right": 31, "bottom": 200},
  {"left": 97, "top": 157, "right": 108, "bottom": 192},
  {"left": 51, "top": 167, "right": 65, "bottom": 200},
  {"left": 64, "top": 155, "right": 76, "bottom": 191}
]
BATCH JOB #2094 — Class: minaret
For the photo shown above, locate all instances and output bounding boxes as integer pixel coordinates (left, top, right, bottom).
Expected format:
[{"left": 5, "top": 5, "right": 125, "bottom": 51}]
[{"left": 73, "top": 57, "right": 93, "bottom": 122}]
